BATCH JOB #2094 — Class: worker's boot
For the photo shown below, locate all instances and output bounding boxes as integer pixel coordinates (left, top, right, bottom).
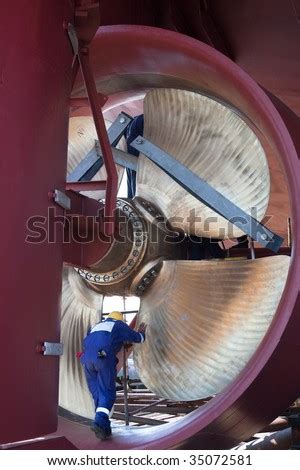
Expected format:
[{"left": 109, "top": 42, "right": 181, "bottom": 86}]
[{"left": 91, "top": 412, "right": 112, "bottom": 440}]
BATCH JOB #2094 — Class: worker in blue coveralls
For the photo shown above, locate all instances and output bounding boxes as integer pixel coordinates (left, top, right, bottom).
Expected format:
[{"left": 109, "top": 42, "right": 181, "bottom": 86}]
[{"left": 80, "top": 311, "right": 147, "bottom": 440}]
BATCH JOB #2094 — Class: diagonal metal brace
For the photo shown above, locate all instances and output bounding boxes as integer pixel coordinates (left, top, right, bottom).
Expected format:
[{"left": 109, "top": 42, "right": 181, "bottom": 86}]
[
  {"left": 131, "top": 136, "right": 283, "bottom": 252},
  {"left": 67, "top": 112, "right": 133, "bottom": 182},
  {"left": 66, "top": 23, "right": 118, "bottom": 235},
  {"left": 66, "top": 23, "right": 79, "bottom": 67}
]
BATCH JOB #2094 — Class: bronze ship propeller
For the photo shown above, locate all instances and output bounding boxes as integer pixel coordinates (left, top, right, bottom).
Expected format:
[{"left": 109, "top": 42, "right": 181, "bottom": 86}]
[{"left": 60, "top": 88, "right": 290, "bottom": 419}]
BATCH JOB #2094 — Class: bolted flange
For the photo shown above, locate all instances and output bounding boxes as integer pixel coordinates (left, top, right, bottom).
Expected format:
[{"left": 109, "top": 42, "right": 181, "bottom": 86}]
[
  {"left": 129, "top": 258, "right": 163, "bottom": 297},
  {"left": 74, "top": 198, "right": 147, "bottom": 285}
]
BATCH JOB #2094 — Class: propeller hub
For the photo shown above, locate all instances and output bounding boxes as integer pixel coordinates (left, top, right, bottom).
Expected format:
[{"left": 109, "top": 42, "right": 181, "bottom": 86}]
[{"left": 75, "top": 198, "right": 186, "bottom": 296}]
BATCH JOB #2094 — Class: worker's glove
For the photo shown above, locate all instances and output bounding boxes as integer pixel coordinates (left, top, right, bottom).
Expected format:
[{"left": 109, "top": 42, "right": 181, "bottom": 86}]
[{"left": 138, "top": 322, "right": 147, "bottom": 341}]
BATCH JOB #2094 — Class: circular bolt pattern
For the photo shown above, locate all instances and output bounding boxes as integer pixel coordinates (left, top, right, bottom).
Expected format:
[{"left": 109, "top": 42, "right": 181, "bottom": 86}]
[{"left": 74, "top": 199, "right": 147, "bottom": 285}]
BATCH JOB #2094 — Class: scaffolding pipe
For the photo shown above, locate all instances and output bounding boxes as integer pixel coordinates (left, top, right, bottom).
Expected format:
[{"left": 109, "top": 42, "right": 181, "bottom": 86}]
[{"left": 122, "top": 345, "right": 130, "bottom": 426}]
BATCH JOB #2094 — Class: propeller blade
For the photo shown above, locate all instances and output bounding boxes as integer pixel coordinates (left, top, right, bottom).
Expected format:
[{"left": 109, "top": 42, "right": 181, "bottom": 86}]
[
  {"left": 136, "top": 88, "right": 270, "bottom": 239},
  {"left": 59, "top": 267, "right": 103, "bottom": 419},
  {"left": 133, "top": 256, "right": 289, "bottom": 400}
]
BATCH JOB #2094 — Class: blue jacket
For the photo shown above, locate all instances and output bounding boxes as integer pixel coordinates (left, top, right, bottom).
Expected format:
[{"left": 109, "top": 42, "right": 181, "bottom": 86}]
[{"left": 81, "top": 318, "right": 144, "bottom": 364}]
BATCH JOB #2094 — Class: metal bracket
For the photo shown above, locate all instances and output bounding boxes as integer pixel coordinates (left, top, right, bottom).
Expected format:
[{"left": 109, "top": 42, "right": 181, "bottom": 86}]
[
  {"left": 113, "top": 147, "right": 138, "bottom": 171},
  {"left": 107, "top": 112, "right": 133, "bottom": 147},
  {"left": 53, "top": 189, "right": 71, "bottom": 210},
  {"left": 67, "top": 112, "right": 133, "bottom": 183},
  {"left": 131, "top": 136, "right": 283, "bottom": 252},
  {"left": 39, "top": 342, "right": 64, "bottom": 356}
]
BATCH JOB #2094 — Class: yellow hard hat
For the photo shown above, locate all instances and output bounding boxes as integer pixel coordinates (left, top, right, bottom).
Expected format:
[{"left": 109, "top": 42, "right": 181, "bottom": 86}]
[{"left": 107, "top": 311, "right": 124, "bottom": 322}]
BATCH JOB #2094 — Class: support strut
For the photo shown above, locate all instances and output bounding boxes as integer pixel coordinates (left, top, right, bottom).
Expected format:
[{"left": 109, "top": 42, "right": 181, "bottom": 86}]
[
  {"left": 131, "top": 136, "right": 284, "bottom": 252},
  {"left": 67, "top": 23, "right": 118, "bottom": 235}
]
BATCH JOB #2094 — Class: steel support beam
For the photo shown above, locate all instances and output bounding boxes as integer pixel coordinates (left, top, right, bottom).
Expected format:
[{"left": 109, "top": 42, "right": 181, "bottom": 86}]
[
  {"left": 70, "top": 94, "right": 107, "bottom": 108},
  {"left": 131, "top": 136, "right": 283, "bottom": 252},
  {"left": 67, "top": 23, "right": 119, "bottom": 235},
  {"left": 113, "top": 147, "right": 138, "bottom": 171},
  {"left": 65, "top": 180, "right": 106, "bottom": 192}
]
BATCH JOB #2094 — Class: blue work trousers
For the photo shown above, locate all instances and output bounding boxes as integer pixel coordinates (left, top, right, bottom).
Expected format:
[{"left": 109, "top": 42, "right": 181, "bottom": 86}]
[{"left": 83, "top": 355, "right": 117, "bottom": 411}]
